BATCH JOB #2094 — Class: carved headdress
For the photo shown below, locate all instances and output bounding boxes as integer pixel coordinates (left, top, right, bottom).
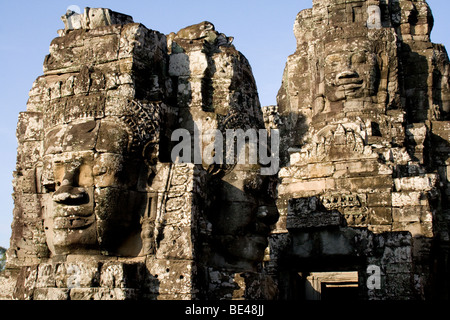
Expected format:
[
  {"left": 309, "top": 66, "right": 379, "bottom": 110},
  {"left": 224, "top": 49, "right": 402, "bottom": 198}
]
[{"left": 42, "top": 97, "right": 161, "bottom": 158}]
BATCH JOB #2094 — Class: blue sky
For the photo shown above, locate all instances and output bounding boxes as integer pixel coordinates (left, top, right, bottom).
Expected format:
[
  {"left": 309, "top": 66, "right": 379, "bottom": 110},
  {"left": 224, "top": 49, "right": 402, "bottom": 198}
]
[{"left": 0, "top": 0, "right": 449, "bottom": 248}]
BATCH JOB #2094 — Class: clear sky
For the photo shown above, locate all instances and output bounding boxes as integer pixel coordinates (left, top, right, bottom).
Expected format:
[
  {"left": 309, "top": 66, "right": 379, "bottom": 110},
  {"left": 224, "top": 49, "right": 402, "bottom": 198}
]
[{"left": 0, "top": 0, "right": 449, "bottom": 248}]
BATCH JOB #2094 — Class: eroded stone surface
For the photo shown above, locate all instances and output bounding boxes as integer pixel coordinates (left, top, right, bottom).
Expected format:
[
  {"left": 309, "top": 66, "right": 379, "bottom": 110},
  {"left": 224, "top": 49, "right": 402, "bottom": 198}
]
[{"left": 1, "top": 1, "right": 450, "bottom": 301}]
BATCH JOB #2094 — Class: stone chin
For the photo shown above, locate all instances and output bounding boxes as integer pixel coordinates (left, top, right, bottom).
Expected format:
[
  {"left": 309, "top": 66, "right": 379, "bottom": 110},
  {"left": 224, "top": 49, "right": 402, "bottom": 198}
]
[
  {"left": 43, "top": 198, "right": 99, "bottom": 255},
  {"left": 234, "top": 235, "right": 268, "bottom": 262},
  {"left": 50, "top": 224, "right": 99, "bottom": 255},
  {"left": 44, "top": 189, "right": 144, "bottom": 256}
]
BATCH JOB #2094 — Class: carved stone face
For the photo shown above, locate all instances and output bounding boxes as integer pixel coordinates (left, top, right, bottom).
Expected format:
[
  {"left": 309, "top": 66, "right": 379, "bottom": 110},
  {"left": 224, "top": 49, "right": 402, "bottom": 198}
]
[
  {"left": 211, "top": 167, "right": 278, "bottom": 270},
  {"left": 42, "top": 120, "right": 145, "bottom": 256},
  {"left": 323, "top": 39, "right": 379, "bottom": 103}
]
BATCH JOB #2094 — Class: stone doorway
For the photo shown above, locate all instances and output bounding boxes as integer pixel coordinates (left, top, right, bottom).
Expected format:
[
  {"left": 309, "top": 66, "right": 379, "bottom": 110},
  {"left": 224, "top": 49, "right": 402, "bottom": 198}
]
[{"left": 303, "top": 271, "right": 359, "bottom": 301}]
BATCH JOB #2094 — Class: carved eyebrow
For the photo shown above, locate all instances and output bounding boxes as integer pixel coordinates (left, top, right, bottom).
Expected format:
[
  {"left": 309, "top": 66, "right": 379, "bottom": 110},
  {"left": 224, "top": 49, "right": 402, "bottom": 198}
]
[{"left": 325, "top": 54, "right": 343, "bottom": 63}]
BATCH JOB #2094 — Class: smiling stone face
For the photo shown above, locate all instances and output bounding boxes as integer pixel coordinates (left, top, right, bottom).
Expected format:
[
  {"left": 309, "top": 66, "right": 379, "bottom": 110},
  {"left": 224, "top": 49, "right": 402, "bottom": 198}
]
[
  {"left": 41, "top": 120, "right": 145, "bottom": 256},
  {"left": 323, "top": 40, "right": 379, "bottom": 103},
  {"left": 277, "top": 2, "right": 401, "bottom": 133},
  {"left": 312, "top": 28, "right": 400, "bottom": 120}
]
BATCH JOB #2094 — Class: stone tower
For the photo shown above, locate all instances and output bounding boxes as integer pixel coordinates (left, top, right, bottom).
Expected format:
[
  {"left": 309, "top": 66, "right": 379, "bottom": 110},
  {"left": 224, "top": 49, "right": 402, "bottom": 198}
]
[
  {"left": 0, "top": 8, "right": 278, "bottom": 300},
  {"left": 273, "top": 0, "right": 450, "bottom": 299}
]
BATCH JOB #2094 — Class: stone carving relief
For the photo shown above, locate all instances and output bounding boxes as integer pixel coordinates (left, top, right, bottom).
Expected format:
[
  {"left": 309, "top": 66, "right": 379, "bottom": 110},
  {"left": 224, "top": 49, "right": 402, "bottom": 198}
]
[
  {"left": 296, "top": 122, "right": 372, "bottom": 163},
  {"left": 37, "top": 96, "right": 161, "bottom": 257}
]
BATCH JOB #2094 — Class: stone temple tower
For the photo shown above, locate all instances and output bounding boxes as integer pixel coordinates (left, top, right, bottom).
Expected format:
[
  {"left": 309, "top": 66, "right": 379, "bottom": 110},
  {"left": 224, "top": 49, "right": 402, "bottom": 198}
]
[
  {"left": 273, "top": 0, "right": 450, "bottom": 300},
  {"left": 0, "top": 8, "right": 278, "bottom": 300}
]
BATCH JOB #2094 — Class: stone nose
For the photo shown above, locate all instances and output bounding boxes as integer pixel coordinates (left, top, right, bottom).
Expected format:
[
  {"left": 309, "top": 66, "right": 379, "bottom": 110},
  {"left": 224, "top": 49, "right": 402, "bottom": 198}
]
[
  {"left": 52, "top": 170, "right": 88, "bottom": 205},
  {"left": 52, "top": 185, "right": 88, "bottom": 204},
  {"left": 256, "top": 205, "right": 279, "bottom": 225}
]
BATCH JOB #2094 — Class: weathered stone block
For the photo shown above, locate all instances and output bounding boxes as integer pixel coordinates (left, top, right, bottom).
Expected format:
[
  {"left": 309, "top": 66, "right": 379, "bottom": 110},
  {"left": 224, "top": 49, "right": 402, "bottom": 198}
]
[
  {"left": 33, "top": 288, "right": 69, "bottom": 300},
  {"left": 163, "top": 193, "right": 194, "bottom": 226},
  {"left": 12, "top": 194, "right": 41, "bottom": 220},
  {"left": 287, "top": 197, "right": 344, "bottom": 230},
  {"left": 17, "top": 112, "right": 43, "bottom": 143},
  {"left": 320, "top": 229, "right": 355, "bottom": 256},
  {"left": 290, "top": 232, "right": 313, "bottom": 258},
  {"left": 13, "top": 266, "right": 38, "bottom": 300},
  {"left": 367, "top": 192, "right": 392, "bottom": 207},
  {"left": 36, "top": 263, "right": 55, "bottom": 288},
  {"left": 156, "top": 225, "right": 194, "bottom": 260},
  {"left": 392, "top": 221, "right": 432, "bottom": 237},
  {"left": 100, "top": 262, "right": 144, "bottom": 289},
  {"left": 85, "top": 33, "right": 121, "bottom": 64},
  {"left": 392, "top": 206, "right": 426, "bottom": 223},
  {"left": 279, "top": 178, "right": 335, "bottom": 195},
  {"left": 146, "top": 258, "right": 195, "bottom": 295},
  {"left": 287, "top": 211, "right": 343, "bottom": 230},
  {"left": 16, "top": 141, "right": 42, "bottom": 171},
  {"left": 69, "top": 288, "right": 138, "bottom": 300},
  {"left": 394, "top": 175, "right": 438, "bottom": 192},
  {"left": 321, "top": 192, "right": 366, "bottom": 209},
  {"left": 382, "top": 246, "right": 412, "bottom": 265},
  {"left": 347, "top": 176, "right": 393, "bottom": 191},
  {"left": 306, "top": 162, "right": 335, "bottom": 178},
  {"left": 188, "top": 51, "right": 209, "bottom": 77},
  {"left": 0, "top": 270, "right": 19, "bottom": 300},
  {"left": 54, "top": 262, "right": 100, "bottom": 288},
  {"left": 61, "top": 8, "right": 133, "bottom": 31},
  {"left": 369, "top": 207, "right": 392, "bottom": 225},
  {"left": 169, "top": 53, "right": 190, "bottom": 77},
  {"left": 392, "top": 192, "right": 426, "bottom": 207}
]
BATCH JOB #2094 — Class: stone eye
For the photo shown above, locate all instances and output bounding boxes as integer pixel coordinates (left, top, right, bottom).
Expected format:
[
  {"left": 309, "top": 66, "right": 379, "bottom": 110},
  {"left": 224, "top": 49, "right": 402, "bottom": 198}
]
[
  {"left": 352, "top": 52, "right": 367, "bottom": 64},
  {"left": 93, "top": 164, "right": 107, "bottom": 176},
  {"left": 325, "top": 54, "right": 342, "bottom": 67},
  {"left": 42, "top": 181, "right": 56, "bottom": 193}
]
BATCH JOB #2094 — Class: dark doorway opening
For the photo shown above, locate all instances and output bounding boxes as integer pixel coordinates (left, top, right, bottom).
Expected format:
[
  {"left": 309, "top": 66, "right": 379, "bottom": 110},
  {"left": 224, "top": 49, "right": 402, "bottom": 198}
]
[{"left": 321, "top": 282, "right": 359, "bottom": 300}]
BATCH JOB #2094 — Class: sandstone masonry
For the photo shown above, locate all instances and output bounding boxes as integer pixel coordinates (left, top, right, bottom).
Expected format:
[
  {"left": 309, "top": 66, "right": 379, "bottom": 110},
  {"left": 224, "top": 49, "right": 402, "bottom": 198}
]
[{"left": 1, "top": 1, "right": 449, "bottom": 300}]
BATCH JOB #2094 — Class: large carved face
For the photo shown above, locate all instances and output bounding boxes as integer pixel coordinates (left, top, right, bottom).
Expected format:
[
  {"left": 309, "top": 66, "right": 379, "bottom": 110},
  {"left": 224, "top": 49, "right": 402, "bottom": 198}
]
[
  {"left": 42, "top": 120, "right": 146, "bottom": 256},
  {"left": 323, "top": 38, "right": 380, "bottom": 103},
  {"left": 211, "top": 166, "right": 278, "bottom": 270}
]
